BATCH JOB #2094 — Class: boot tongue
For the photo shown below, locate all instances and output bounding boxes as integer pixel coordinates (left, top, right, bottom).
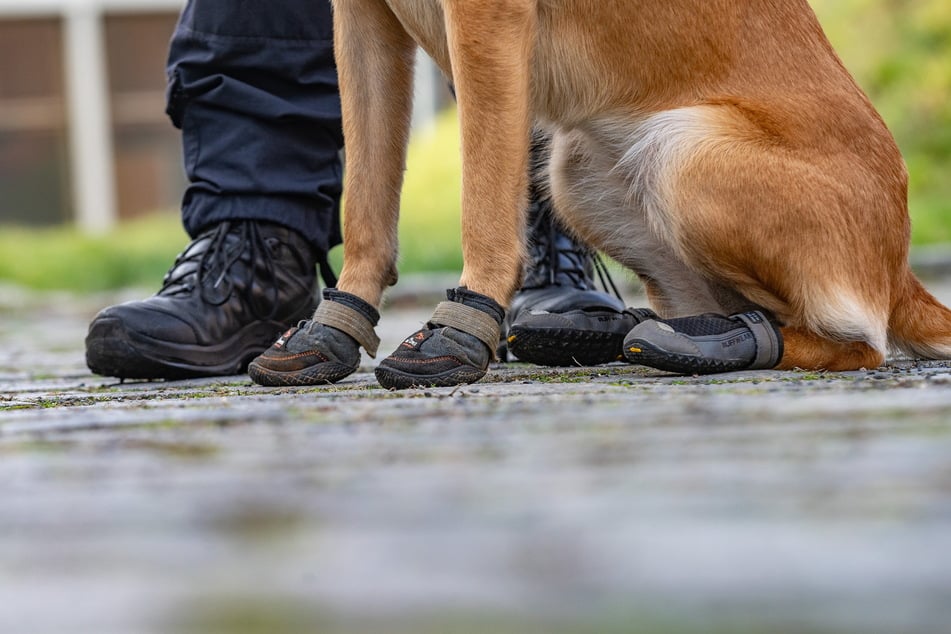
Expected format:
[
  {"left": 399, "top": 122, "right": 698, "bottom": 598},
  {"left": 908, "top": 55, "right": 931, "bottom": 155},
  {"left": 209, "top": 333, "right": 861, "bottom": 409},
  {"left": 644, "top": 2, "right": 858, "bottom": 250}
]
[
  {"left": 155, "top": 221, "right": 277, "bottom": 316},
  {"left": 521, "top": 200, "right": 595, "bottom": 291},
  {"left": 199, "top": 228, "right": 247, "bottom": 305},
  {"left": 157, "top": 232, "right": 218, "bottom": 297}
]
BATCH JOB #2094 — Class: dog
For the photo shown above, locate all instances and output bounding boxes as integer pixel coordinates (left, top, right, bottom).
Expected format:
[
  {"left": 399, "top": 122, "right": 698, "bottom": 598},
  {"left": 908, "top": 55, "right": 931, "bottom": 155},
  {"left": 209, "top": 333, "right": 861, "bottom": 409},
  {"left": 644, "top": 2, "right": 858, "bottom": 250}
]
[{"left": 251, "top": 0, "right": 951, "bottom": 388}]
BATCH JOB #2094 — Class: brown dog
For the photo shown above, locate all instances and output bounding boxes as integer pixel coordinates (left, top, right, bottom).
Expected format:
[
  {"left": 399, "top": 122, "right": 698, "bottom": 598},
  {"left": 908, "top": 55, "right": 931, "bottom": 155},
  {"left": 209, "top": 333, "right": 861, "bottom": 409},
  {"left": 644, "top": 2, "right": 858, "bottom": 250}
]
[{"left": 254, "top": 0, "right": 951, "bottom": 387}]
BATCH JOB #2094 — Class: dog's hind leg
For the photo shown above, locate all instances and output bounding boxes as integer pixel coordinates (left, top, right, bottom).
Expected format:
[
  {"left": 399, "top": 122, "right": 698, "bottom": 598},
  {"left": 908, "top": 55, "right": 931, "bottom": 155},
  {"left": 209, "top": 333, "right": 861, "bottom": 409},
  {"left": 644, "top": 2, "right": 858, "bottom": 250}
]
[
  {"left": 606, "top": 104, "right": 898, "bottom": 372},
  {"left": 776, "top": 327, "right": 884, "bottom": 371},
  {"left": 548, "top": 128, "right": 752, "bottom": 318}
]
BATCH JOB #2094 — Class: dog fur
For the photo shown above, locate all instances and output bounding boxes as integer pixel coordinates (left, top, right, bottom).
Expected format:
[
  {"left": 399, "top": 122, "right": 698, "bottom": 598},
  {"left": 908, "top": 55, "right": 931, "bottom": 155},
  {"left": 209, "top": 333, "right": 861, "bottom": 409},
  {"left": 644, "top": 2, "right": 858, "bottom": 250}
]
[{"left": 330, "top": 0, "right": 951, "bottom": 371}]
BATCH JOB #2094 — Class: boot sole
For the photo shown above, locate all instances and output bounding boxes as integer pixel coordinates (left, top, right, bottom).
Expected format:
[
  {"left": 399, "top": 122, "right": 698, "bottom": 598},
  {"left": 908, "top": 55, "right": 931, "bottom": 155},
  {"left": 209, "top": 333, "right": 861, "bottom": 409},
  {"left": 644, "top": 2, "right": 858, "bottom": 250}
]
[
  {"left": 507, "top": 326, "right": 625, "bottom": 367},
  {"left": 374, "top": 364, "right": 486, "bottom": 390},
  {"left": 623, "top": 337, "right": 750, "bottom": 375},
  {"left": 247, "top": 360, "right": 356, "bottom": 387},
  {"left": 85, "top": 317, "right": 283, "bottom": 380}
]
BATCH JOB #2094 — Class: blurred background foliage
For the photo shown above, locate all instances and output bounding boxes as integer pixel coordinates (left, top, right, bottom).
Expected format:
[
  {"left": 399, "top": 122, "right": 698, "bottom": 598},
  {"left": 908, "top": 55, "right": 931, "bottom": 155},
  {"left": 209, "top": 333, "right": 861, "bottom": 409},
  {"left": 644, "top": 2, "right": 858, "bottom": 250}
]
[
  {"left": 0, "top": 0, "right": 948, "bottom": 291},
  {"left": 814, "top": 0, "right": 951, "bottom": 243}
]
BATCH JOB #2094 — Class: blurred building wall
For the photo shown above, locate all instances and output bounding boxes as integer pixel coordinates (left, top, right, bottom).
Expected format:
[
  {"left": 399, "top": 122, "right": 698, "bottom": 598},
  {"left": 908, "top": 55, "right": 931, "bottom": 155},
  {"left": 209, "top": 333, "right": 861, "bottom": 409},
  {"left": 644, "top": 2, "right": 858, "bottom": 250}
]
[
  {"left": 0, "top": 0, "right": 185, "bottom": 233},
  {"left": 0, "top": 16, "right": 72, "bottom": 226},
  {"left": 0, "top": 0, "right": 449, "bottom": 235}
]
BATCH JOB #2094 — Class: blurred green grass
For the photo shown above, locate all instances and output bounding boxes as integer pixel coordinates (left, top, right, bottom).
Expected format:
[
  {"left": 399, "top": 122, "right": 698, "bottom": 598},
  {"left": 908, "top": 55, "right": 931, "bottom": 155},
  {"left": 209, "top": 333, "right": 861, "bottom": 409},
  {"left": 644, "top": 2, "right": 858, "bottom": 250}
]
[
  {"left": 1, "top": 0, "right": 948, "bottom": 291},
  {"left": 814, "top": 0, "right": 951, "bottom": 244},
  {"left": 0, "top": 108, "right": 464, "bottom": 293},
  {"left": 0, "top": 214, "right": 190, "bottom": 292}
]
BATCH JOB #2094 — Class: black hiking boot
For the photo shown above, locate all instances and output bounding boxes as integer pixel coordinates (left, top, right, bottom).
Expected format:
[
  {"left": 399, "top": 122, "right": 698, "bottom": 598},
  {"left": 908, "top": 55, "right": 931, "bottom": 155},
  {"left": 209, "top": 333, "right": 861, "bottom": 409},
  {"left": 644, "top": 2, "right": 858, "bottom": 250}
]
[
  {"left": 85, "top": 220, "right": 320, "bottom": 380},
  {"left": 504, "top": 194, "right": 639, "bottom": 366}
]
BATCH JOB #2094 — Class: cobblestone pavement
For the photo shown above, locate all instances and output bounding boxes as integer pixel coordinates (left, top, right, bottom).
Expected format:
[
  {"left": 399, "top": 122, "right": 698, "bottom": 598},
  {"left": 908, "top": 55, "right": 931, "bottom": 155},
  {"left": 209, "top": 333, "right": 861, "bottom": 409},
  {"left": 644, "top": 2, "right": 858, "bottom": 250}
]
[{"left": 2, "top": 281, "right": 951, "bottom": 634}]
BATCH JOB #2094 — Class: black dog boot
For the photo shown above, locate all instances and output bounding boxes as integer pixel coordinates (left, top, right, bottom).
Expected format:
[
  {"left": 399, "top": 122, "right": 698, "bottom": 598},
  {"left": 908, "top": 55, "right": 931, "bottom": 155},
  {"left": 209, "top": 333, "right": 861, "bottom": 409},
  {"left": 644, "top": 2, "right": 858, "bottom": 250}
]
[
  {"left": 504, "top": 173, "right": 636, "bottom": 366},
  {"left": 623, "top": 310, "right": 784, "bottom": 375},
  {"left": 248, "top": 289, "right": 379, "bottom": 386},
  {"left": 375, "top": 287, "right": 503, "bottom": 389}
]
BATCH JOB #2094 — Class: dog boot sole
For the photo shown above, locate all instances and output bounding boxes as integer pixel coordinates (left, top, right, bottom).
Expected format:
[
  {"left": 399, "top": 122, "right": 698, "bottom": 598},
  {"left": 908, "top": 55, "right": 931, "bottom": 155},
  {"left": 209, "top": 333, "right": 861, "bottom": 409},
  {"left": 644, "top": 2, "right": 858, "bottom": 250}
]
[
  {"left": 623, "top": 337, "right": 752, "bottom": 375},
  {"left": 247, "top": 360, "right": 356, "bottom": 387},
  {"left": 374, "top": 364, "right": 487, "bottom": 390}
]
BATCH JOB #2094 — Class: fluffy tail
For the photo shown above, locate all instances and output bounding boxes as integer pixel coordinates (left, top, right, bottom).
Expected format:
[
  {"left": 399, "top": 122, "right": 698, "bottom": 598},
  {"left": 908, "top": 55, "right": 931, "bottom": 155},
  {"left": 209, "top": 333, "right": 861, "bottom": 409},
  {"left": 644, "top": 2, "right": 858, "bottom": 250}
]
[{"left": 889, "top": 271, "right": 951, "bottom": 359}]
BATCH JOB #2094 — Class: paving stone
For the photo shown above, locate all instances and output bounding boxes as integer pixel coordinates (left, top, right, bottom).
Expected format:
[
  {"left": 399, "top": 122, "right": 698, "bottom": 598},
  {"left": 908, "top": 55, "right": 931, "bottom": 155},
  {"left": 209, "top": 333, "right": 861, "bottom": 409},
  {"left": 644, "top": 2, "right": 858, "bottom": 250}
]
[{"left": 2, "top": 280, "right": 951, "bottom": 634}]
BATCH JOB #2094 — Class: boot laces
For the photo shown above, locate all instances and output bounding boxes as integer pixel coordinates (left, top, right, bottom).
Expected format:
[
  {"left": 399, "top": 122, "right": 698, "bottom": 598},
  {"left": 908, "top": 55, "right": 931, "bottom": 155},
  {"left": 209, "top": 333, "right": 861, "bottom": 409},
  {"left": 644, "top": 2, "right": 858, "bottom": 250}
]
[
  {"left": 525, "top": 198, "right": 623, "bottom": 301},
  {"left": 158, "top": 221, "right": 279, "bottom": 319}
]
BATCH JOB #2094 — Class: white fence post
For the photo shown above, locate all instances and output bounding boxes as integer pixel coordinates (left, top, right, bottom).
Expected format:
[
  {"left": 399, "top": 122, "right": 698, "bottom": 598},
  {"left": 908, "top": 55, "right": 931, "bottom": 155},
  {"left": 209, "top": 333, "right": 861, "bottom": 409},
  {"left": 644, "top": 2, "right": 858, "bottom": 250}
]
[{"left": 63, "top": 0, "right": 117, "bottom": 234}]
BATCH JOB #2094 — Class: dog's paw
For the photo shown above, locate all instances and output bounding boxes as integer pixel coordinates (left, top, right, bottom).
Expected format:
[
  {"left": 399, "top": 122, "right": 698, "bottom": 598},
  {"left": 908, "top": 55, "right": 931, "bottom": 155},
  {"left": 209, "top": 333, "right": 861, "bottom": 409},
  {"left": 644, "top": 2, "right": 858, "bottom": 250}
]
[
  {"left": 248, "top": 320, "right": 362, "bottom": 386},
  {"left": 623, "top": 310, "right": 783, "bottom": 375},
  {"left": 375, "top": 287, "right": 503, "bottom": 390},
  {"left": 249, "top": 288, "right": 380, "bottom": 386},
  {"left": 375, "top": 325, "right": 491, "bottom": 389}
]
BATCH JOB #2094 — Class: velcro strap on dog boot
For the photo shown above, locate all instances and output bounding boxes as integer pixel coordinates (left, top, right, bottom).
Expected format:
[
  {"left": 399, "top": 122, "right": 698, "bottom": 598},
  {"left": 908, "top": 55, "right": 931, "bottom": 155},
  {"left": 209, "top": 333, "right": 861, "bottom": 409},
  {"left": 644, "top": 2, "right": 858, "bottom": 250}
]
[
  {"left": 623, "top": 309, "right": 783, "bottom": 375},
  {"left": 624, "top": 307, "right": 660, "bottom": 324},
  {"left": 430, "top": 287, "right": 504, "bottom": 357},
  {"left": 313, "top": 289, "right": 381, "bottom": 358},
  {"left": 374, "top": 287, "right": 504, "bottom": 390},
  {"left": 731, "top": 310, "right": 784, "bottom": 370},
  {"left": 430, "top": 301, "right": 502, "bottom": 355}
]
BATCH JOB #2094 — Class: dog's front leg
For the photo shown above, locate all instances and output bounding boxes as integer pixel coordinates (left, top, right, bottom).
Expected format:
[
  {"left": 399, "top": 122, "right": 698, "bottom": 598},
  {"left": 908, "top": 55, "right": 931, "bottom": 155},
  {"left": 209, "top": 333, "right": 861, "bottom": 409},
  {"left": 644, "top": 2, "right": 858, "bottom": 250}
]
[
  {"left": 333, "top": 0, "right": 417, "bottom": 306},
  {"left": 447, "top": 0, "right": 535, "bottom": 305},
  {"left": 372, "top": 1, "right": 536, "bottom": 389},
  {"left": 247, "top": 0, "right": 416, "bottom": 388}
]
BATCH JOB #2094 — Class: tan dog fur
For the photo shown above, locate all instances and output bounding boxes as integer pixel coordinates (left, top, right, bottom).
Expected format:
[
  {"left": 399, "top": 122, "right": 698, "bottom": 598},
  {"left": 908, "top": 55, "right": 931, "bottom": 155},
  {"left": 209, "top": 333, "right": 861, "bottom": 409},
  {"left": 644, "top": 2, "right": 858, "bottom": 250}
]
[{"left": 330, "top": 0, "right": 951, "bottom": 371}]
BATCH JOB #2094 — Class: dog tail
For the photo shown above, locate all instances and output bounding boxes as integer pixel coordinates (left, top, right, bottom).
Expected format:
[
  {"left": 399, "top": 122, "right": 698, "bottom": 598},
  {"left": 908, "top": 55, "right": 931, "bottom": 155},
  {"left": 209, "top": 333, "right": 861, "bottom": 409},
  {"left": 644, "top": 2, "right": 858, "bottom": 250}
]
[{"left": 889, "top": 270, "right": 951, "bottom": 359}]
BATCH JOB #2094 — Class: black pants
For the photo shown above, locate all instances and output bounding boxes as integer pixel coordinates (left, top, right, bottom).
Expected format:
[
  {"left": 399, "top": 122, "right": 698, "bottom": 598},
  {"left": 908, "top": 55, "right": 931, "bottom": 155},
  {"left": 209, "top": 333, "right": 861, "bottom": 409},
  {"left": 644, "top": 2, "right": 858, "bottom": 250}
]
[{"left": 167, "top": 0, "right": 342, "bottom": 255}]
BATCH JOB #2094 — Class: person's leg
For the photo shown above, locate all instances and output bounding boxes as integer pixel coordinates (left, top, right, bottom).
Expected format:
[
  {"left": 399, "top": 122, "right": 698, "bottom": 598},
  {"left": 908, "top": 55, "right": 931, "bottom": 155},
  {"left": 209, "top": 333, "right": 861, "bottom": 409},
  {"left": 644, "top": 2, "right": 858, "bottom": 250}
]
[
  {"left": 168, "top": 0, "right": 342, "bottom": 254},
  {"left": 85, "top": 0, "right": 341, "bottom": 380},
  {"left": 503, "top": 129, "right": 640, "bottom": 366}
]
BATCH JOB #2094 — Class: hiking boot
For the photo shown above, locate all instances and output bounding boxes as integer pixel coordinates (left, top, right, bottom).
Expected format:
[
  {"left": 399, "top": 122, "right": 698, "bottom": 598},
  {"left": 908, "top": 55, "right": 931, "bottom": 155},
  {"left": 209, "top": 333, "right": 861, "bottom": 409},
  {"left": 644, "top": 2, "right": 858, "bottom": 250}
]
[
  {"left": 623, "top": 310, "right": 784, "bottom": 375},
  {"left": 85, "top": 220, "right": 319, "bottom": 380},
  {"left": 503, "top": 194, "right": 637, "bottom": 366}
]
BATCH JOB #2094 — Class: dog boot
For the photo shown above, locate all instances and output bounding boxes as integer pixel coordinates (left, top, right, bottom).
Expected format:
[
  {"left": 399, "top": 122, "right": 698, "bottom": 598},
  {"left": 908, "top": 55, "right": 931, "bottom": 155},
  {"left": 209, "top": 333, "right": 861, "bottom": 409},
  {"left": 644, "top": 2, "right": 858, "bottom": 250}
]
[
  {"left": 375, "top": 287, "right": 503, "bottom": 389},
  {"left": 623, "top": 310, "right": 783, "bottom": 375},
  {"left": 248, "top": 289, "right": 379, "bottom": 386}
]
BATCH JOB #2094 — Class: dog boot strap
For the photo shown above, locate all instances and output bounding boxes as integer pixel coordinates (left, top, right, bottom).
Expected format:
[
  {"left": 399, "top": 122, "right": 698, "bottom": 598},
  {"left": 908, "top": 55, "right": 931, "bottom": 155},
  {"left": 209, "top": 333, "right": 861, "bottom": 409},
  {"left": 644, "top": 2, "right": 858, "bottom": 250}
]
[
  {"left": 623, "top": 307, "right": 660, "bottom": 324},
  {"left": 430, "top": 301, "right": 502, "bottom": 356},
  {"left": 732, "top": 310, "right": 783, "bottom": 369},
  {"left": 429, "top": 287, "right": 504, "bottom": 358},
  {"left": 314, "top": 291, "right": 381, "bottom": 358}
]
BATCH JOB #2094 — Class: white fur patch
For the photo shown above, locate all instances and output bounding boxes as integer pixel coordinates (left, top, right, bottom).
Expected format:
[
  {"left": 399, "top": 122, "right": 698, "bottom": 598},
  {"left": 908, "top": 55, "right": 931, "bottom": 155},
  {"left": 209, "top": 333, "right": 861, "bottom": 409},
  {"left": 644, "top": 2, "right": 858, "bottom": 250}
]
[
  {"left": 590, "top": 107, "right": 734, "bottom": 250},
  {"left": 803, "top": 290, "right": 888, "bottom": 354},
  {"left": 612, "top": 108, "right": 717, "bottom": 204}
]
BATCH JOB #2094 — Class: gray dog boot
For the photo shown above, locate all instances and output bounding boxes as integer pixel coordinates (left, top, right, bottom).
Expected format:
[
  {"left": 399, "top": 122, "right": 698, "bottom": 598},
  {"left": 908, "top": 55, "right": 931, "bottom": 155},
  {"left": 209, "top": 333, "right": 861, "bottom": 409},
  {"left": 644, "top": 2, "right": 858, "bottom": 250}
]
[
  {"left": 375, "top": 287, "right": 504, "bottom": 389},
  {"left": 623, "top": 310, "right": 783, "bottom": 375},
  {"left": 248, "top": 289, "right": 380, "bottom": 386}
]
